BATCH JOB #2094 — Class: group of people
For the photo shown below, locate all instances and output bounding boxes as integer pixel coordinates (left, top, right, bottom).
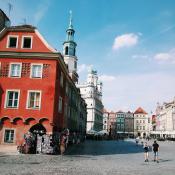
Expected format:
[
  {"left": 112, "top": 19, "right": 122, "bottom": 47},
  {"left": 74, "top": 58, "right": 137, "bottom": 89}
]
[
  {"left": 143, "top": 140, "right": 159, "bottom": 163},
  {"left": 135, "top": 137, "right": 160, "bottom": 163}
]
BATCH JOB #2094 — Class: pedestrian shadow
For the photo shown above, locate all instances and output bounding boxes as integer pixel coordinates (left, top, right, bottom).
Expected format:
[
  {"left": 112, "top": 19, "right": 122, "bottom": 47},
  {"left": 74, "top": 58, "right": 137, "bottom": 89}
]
[
  {"left": 66, "top": 140, "right": 144, "bottom": 156},
  {"left": 141, "top": 159, "right": 173, "bottom": 165},
  {"left": 159, "top": 159, "right": 172, "bottom": 163}
]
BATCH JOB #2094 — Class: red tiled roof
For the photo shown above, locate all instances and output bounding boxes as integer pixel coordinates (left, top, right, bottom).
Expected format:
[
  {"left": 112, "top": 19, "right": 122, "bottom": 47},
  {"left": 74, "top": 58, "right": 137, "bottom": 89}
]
[
  {"left": 103, "top": 108, "right": 108, "bottom": 113},
  {"left": 134, "top": 107, "right": 147, "bottom": 114},
  {"left": 110, "top": 111, "right": 116, "bottom": 114}
]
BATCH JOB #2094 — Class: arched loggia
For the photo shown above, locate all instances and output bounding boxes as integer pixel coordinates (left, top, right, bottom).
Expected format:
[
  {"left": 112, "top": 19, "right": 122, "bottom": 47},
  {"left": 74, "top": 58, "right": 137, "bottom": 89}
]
[{"left": 29, "top": 123, "right": 46, "bottom": 135}]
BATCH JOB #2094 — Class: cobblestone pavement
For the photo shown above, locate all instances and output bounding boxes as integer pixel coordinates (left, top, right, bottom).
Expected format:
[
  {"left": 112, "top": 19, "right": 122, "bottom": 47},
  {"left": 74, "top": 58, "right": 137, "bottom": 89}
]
[{"left": 0, "top": 139, "right": 175, "bottom": 175}]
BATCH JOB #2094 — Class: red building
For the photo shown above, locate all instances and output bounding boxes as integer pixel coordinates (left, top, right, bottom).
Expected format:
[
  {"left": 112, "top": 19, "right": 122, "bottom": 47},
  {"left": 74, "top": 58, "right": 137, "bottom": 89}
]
[{"left": 0, "top": 13, "right": 87, "bottom": 148}]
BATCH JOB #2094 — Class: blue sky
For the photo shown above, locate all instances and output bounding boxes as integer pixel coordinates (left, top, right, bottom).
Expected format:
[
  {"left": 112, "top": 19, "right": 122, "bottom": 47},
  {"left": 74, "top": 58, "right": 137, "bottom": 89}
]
[{"left": 1, "top": 0, "right": 175, "bottom": 113}]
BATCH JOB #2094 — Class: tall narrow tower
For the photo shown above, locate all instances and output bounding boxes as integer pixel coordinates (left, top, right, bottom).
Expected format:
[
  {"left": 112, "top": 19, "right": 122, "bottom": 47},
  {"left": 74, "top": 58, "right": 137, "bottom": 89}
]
[{"left": 63, "top": 11, "right": 78, "bottom": 83}]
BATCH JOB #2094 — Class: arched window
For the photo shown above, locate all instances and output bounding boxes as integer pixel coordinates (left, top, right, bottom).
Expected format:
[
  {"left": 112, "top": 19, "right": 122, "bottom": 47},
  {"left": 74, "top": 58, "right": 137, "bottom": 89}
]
[
  {"left": 73, "top": 48, "right": 76, "bottom": 56},
  {"left": 65, "top": 46, "right": 68, "bottom": 55}
]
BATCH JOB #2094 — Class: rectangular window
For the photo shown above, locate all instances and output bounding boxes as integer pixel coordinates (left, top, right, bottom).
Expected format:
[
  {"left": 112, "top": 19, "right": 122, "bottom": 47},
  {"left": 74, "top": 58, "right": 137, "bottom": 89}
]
[
  {"left": 64, "top": 103, "right": 67, "bottom": 116},
  {"left": 7, "top": 36, "right": 18, "bottom": 48},
  {"left": 5, "top": 90, "right": 19, "bottom": 108},
  {"left": 31, "top": 64, "right": 43, "bottom": 78},
  {"left": 60, "top": 72, "right": 64, "bottom": 87},
  {"left": 27, "top": 91, "right": 41, "bottom": 109},
  {"left": 58, "top": 96, "right": 62, "bottom": 113},
  {"left": 74, "top": 61, "right": 77, "bottom": 70},
  {"left": 22, "top": 36, "right": 32, "bottom": 49},
  {"left": 4, "top": 129, "right": 14, "bottom": 143},
  {"left": 9, "top": 63, "right": 21, "bottom": 77},
  {"left": 68, "top": 106, "right": 71, "bottom": 118},
  {"left": 143, "top": 126, "right": 145, "bottom": 130},
  {"left": 66, "top": 82, "right": 69, "bottom": 95}
]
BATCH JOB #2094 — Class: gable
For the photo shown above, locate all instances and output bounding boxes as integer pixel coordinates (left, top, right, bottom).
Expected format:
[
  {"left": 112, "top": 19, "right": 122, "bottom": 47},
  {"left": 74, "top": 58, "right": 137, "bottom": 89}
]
[{"left": 0, "top": 27, "right": 57, "bottom": 53}]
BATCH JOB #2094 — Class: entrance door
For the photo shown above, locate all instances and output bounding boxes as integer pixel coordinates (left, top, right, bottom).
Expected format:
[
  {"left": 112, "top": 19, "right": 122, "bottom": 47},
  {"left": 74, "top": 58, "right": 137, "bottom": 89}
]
[
  {"left": 29, "top": 123, "right": 46, "bottom": 153},
  {"left": 29, "top": 123, "right": 46, "bottom": 135}
]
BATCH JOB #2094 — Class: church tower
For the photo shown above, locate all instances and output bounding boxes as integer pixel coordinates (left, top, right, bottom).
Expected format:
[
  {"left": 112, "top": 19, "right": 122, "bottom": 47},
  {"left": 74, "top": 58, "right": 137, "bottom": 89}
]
[{"left": 63, "top": 11, "right": 78, "bottom": 83}]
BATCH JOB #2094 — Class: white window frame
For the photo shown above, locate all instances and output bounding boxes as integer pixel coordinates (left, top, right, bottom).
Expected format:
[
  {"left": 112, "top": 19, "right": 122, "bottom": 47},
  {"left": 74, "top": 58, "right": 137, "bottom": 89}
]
[
  {"left": 9, "top": 63, "right": 22, "bottom": 78},
  {"left": 3, "top": 128, "right": 16, "bottom": 143},
  {"left": 4, "top": 89, "right": 20, "bottom": 109},
  {"left": 30, "top": 64, "right": 43, "bottom": 78},
  {"left": 21, "top": 35, "right": 33, "bottom": 49},
  {"left": 58, "top": 96, "right": 62, "bottom": 113},
  {"left": 26, "top": 90, "right": 42, "bottom": 110},
  {"left": 6, "top": 35, "right": 19, "bottom": 48}
]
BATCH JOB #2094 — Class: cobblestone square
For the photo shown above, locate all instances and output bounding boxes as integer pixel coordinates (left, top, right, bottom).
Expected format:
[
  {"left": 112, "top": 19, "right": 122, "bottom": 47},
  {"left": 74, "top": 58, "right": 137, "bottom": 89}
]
[{"left": 0, "top": 139, "right": 175, "bottom": 175}]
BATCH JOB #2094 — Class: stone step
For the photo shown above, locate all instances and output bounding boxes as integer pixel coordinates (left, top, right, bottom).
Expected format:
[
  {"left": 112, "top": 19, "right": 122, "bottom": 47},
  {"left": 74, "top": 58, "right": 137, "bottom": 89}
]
[{"left": 0, "top": 145, "right": 18, "bottom": 155}]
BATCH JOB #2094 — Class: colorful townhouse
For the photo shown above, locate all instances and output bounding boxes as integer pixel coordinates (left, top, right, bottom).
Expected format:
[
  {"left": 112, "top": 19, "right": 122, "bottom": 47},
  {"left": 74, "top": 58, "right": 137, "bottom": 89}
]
[{"left": 0, "top": 10, "right": 87, "bottom": 148}]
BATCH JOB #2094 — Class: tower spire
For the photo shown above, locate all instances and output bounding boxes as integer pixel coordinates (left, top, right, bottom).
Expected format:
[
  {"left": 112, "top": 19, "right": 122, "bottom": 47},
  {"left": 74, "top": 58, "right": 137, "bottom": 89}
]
[
  {"left": 69, "top": 10, "right": 73, "bottom": 29},
  {"left": 63, "top": 11, "right": 78, "bottom": 83}
]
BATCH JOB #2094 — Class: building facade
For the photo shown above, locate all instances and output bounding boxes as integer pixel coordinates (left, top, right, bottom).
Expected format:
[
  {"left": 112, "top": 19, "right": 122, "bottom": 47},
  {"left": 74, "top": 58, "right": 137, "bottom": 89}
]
[
  {"left": 108, "top": 111, "right": 116, "bottom": 137},
  {"left": 124, "top": 111, "right": 134, "bottom": 137},
  {"left": 0, "top": 12, "right": 87, "bottom": 147},
  {"left": 116, "top": 111, "right": 134, "bottom": 138},
  {"left": 77, "top": 70, "right": 103, "bottom": 132},
  {"left": 116, "top": 111, "right": 125, "bottom": 137},
  {"left": 153, "top": 98, "right": 175, "bottom": 138},
  {"left": 134, "top": 107, "right": 149, "bottom": 137},
  {"left": 103, "top": 109, "right": 109, "bottom": 132}
]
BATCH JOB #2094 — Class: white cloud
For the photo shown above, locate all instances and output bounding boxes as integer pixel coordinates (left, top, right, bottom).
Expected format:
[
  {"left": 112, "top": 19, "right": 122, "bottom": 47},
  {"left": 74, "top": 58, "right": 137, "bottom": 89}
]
[
  {"left": 154, "top": 53, "right": 171, "bottom": 61},
  {"left": 34, "top": 0, "right": 50, "bottom": 24},
  {"left": 102, "top": 73, "right": 175, "bottom": 113},
  {"left": 154, "top": 48, "right": 175, "bottom": 64},
  {"left": 112, "top": 33, "right": 139, "bottom": 50},
  {"left": 99, "top": 75, "right": 116, "bottom": 81},
  {"left": 77, "top": 64, "right": 93, "bottom": 74},
  {"left": 132, "top": 54, "right": 148, "bottom": 59}
]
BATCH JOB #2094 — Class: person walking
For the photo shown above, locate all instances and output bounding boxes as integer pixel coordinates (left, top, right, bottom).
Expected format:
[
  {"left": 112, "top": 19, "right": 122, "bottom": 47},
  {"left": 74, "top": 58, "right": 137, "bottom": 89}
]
[
  {"left": 60, "top": 134, "right": 67, "bottom": 155},
  {"left": 152, "top": 140, "right": 159, "bottom": 163},
  {"left": 143, "top": 142, "right": 149, "bottom": 162}
]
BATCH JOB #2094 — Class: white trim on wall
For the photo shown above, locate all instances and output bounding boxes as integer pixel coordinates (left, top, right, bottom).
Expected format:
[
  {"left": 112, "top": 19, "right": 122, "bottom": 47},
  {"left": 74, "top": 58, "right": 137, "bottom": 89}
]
[
  {"left": 26, "top": 90, "right": 42, "bottom": 110},
  {"left": 4, "top": 89, "right": 20, "bottom": 109},
  {"left": 21, "top": 35, "right": 33, "bottom": 49},
  {"left": 6, "top": 35, "right": 19, "bottom": 48}
]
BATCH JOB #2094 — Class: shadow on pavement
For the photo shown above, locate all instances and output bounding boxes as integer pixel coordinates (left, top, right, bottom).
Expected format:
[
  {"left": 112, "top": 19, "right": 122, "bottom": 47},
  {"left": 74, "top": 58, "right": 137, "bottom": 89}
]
[
  {"left": 66, "top": 140, "right": 144, "bottom": 156},
  {"left": 159, "top": 159, "right": 172, "bottom": 163}
]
